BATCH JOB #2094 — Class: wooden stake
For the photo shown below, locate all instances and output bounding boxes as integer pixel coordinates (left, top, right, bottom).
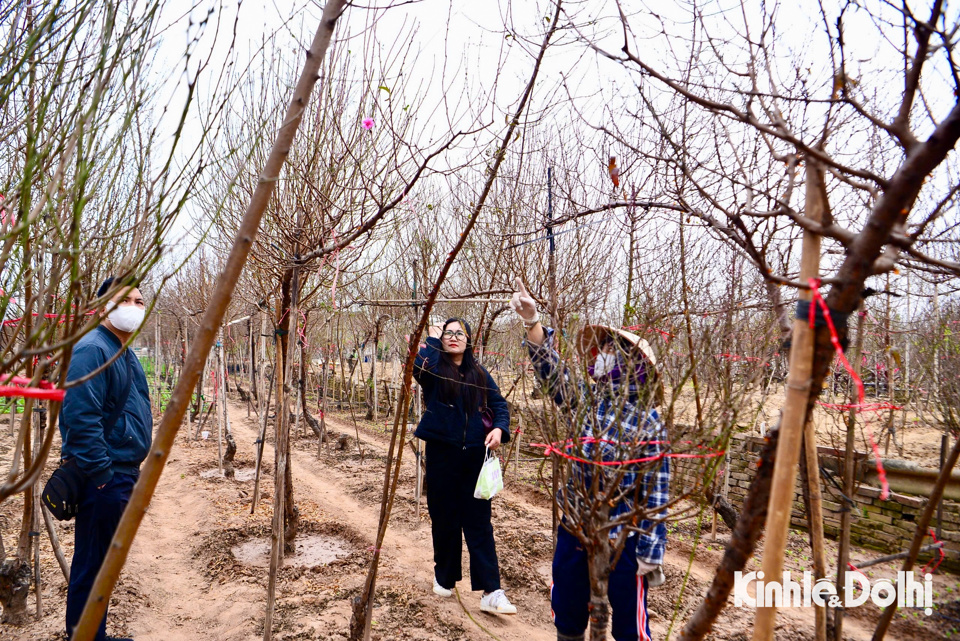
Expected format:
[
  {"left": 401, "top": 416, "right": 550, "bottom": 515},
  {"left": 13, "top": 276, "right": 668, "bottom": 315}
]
[
  {"left": 40, "top": 503, "right": 68, "bottom": 581},
  {"left": 154, "top": 311, "right": 161, "bottom": 408},
  {"left": 802, "top": 427, "right": 827, "bottom": 641},
  {"left": 833, "top": 306, "right": 864, "bottom": 641},
  {"left": 872, "top": 434, "right": 960, "bottom": 641},
  {"left": 264, "top": 266, "right": 299, "bottom": 640},
  {"left": 217, "top": 327, "right": 224, "bottom": 471},
  {"left": 69, "top": 5, "right": 348, "bottom": 637},
  {"left": 752, "top": 160, "right": 824, "bottom": 641},
  {"left": 251, "top": 364, "right": 275, "bottom": 514}
]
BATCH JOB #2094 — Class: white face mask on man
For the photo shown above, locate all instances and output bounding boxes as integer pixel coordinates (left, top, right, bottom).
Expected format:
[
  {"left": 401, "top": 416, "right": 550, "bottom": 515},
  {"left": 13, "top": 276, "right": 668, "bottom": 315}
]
[
  {"left": 593, "top": 352, "right": 617, "bottom": 377},
  {"left": 106, "top": 302, "right": 145, "bottom": 333}
]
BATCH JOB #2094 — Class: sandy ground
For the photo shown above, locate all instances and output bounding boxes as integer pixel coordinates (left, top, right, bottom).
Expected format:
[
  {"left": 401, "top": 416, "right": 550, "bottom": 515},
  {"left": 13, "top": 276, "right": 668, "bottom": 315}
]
[{"left": 0, "top": 396, "right": 958, "bottom": 640}]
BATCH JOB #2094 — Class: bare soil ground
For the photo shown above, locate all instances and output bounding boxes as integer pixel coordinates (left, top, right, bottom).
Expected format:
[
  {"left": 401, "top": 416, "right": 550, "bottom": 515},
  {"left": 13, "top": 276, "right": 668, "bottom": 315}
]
[{"left": 1, "top": 396, "right": 958, "bottom": 640}]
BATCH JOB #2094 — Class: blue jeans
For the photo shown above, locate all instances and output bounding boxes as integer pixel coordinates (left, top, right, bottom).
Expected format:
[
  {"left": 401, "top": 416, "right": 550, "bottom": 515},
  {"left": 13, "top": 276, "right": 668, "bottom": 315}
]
[{"left": 66, "top": 472, "right": 136, "bottom": 641}]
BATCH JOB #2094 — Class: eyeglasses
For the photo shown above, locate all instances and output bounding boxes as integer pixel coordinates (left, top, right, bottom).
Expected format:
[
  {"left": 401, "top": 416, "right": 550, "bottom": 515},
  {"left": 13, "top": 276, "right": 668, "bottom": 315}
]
[{"left": 442, "top": 330, "right": 467, "bottom": 340}]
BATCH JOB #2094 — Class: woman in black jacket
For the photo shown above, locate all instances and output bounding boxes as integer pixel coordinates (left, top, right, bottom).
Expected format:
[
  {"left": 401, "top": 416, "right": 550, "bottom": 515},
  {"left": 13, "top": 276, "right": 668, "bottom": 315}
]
[{"left": 413, "top": 318, "right": 516, "bottom": 614}]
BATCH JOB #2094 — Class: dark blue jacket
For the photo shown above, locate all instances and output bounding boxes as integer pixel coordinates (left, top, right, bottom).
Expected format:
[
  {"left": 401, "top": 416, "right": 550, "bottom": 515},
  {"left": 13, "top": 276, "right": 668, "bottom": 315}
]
[
  {"left": 413, "top": 337, "right": 510, "bottom": 447},
  {"left": 59, "top": 325, "right": 153, "bottom": 487}
]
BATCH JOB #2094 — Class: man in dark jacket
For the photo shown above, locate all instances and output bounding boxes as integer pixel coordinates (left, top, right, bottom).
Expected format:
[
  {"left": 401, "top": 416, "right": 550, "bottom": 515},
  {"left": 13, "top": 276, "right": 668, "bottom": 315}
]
[{"left": 60, "top": 277, "right": 152, "bottom": 641}]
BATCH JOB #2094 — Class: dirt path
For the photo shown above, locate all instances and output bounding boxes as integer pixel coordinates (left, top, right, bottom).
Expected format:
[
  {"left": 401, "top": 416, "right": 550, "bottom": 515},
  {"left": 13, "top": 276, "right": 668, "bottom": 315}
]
[
  {"left": 124, "top": 446, "right": 262, "bottom": 641},
  {"left": 6, "top": 396, "right": 958, "bottom": 640},
  {"left": 229, "top": 401, "right": 558, "bottom": 641}
]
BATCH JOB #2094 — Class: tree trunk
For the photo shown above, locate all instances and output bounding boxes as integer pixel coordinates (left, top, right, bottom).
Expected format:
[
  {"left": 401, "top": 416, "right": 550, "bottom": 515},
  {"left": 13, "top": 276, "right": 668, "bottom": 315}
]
[
  {"left": 588, "top": 594, "right": 610, "bottom": 641},
  {"left": 0, "top": 559, "right": 30, "bottom": 624},
  {"left": 587, "top": 535, "right": 613, "bottom": 641},
  {"left": 223, "top": 431, "right": 237, "bottom": 479},
  {"left": 679, "top": 428, "right": 778, "bottom": 641}
]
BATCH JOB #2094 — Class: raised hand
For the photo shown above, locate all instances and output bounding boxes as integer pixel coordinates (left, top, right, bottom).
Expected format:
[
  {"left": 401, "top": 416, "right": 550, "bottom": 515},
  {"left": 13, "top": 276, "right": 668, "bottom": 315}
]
[{"left": 510, "top": 278, "right": 538, "bottom": 324}]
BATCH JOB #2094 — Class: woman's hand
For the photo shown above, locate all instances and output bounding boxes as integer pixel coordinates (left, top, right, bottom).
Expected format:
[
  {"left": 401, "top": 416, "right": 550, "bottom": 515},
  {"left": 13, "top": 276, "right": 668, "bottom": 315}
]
[
  {"left": 510, "top": 278, "right": 538, "bottom": 323},
  {"left": 427, "top": 325, "right": 443, "bottom": 339},
  {"left": 511, "top": 278, "right": 545, "bottom": 346},
  {"left": 484, "top": 428, "right": 503, "bottom": 450}
]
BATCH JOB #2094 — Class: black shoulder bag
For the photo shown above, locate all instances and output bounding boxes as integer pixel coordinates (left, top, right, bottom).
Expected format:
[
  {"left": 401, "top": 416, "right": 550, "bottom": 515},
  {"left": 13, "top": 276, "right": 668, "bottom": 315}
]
[{"left": 42, "top": 352, "right": 132, "bottom": 521}]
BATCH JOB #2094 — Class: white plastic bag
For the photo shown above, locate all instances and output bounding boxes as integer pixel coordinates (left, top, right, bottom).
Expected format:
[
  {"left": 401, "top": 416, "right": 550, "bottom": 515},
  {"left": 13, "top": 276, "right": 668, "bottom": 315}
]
[{"left": 474, "top": 448, "right": 503, "bottom": 500}]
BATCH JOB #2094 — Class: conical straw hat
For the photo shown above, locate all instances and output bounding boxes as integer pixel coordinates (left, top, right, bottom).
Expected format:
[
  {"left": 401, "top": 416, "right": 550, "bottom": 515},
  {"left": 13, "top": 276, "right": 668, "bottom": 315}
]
[{"left": 577, "top": 325, "right": 657, "bottom": 367}]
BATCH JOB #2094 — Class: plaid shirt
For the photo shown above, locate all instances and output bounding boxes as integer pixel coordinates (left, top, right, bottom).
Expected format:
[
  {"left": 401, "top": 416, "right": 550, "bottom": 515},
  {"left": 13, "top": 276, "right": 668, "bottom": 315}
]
[{"left": 527, "top": 328, "right": 669, "bottom": 566}]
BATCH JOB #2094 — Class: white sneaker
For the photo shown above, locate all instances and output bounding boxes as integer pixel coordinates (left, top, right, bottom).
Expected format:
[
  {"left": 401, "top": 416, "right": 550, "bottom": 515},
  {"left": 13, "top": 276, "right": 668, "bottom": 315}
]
[
  {"left": 433, "top": 578, "right": 452, "bottom": 597},
  {"left": 480, "top": 589, "right": 517, "bottom": 614}
]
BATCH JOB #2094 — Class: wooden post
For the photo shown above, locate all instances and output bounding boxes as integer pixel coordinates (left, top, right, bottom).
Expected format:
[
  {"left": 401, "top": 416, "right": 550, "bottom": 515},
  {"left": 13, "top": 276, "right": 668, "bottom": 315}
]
[
  {"left": 248, "top": 316, "right": 254, "bottom": 418},
  {"left": 318, "top": 349, "right": 329, "bottom": 457},
  {"left": 182, "top": 320, "right": 190, "bottom": 434},
  {"left": 414, "top": 387, "right": 423, "bottom": 518},
  {"left": 31, "top": 404, "right": 42, "bottom": 619},
  {"left": 802, "top": 426, "right": 827, "bottom": 640},
  {"left": 872, "top": 435, "right": 960, "bottom": 640},
  {"left": 752, "top": 160, "right": 824, "bottom": 641},
  {"left": 938, "top": 433, "right": 947, "bottom": 538},
  {"left": 217, "top": 327, "right": 224, "bottom": 471},
  {"left": 264, "top": 265, "right": 299, "bottom": 640},
  {"left": 154, "top": 311, "right": 161, "bottom": 408},
  {"left": 260, "top": 312, "right": 268, "bottom": 409},
  {"left": 371, "top": 332, "right": 378, "bottom": 424},
  {"left": 833, "top": 305, "right": 864, "bottom": 641}
]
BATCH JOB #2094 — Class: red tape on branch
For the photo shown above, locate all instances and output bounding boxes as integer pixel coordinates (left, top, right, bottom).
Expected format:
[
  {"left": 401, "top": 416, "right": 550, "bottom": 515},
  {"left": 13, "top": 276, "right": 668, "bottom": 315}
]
[
  {"left": 622, "top": 324, "right": 675, "bottom": 340},
  {"left": 0, "top": 375, "right": 65, "bottom": 401},
  {"left": 922, "top": 529, "right": 945, "bottom": 575},
  {"left": 529, "top": 437, "right": 724, "bottom": 466},
  {"left": 808, "top": 278, "right": 890, "bottom": 499},
  {"left": 1, "top": 310, "right": 96, "bottom": 327}
]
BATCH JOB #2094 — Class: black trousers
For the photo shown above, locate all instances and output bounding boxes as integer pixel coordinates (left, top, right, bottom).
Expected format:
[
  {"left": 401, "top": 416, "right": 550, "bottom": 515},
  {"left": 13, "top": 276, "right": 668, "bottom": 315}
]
[
  {"left": 66, "top": 472, "right": 137, "bottom": 641},
  {"left": 425, "top": 441, "right": 501, "bottom": 592}
]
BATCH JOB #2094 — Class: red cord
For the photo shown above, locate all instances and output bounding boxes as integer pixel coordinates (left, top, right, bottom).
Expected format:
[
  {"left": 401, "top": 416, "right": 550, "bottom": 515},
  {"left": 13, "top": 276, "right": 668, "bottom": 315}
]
[{"left": 808, "top": 279, "right": 890, "bottom": 499}]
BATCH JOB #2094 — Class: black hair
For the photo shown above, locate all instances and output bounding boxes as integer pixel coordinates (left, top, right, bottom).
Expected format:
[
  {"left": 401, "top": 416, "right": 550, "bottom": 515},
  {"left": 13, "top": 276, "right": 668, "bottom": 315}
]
[
  {"left": 97, "top": 275, "right": 140, "bottom": 299},
  {"left": 435, "top": 318, "right": 488, "bottom": 413},
  {"left": 97, "top": 276, "right": 116, "bottom": 298}
]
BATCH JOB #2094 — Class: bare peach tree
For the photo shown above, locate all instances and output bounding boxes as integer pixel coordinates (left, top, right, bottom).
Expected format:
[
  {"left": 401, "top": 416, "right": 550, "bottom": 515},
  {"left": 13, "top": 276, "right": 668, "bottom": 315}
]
[
  {"left": 566, "top": 1, "right": 960, "bottom": 638},
  {"left": 0, "top": 0, "right": 239, "bottom": 623}
]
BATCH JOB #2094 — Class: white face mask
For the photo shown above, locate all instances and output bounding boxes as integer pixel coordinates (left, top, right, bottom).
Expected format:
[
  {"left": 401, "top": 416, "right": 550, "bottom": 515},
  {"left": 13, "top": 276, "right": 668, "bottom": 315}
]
[
  {"left": 593, "top": 352, "right": 617, "bottom": 377},
  {"left": 106, "top": 302, "right": 145, "bottom": 333}
]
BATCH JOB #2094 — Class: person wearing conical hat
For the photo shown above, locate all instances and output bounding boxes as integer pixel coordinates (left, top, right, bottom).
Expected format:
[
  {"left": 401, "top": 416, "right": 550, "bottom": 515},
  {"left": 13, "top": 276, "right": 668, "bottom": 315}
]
[{"left": 511, "top": 279, "right": 668, "bottom": 641}]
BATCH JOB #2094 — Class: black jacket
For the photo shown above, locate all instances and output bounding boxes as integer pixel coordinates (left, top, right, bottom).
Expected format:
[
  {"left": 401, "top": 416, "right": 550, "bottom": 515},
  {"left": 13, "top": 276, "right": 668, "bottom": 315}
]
[
  {"left": 59, "top": 326, "right": 153, "bottom": 487},
  {"left": 412, "top": 337, "right": 510, "bottom": 447}
]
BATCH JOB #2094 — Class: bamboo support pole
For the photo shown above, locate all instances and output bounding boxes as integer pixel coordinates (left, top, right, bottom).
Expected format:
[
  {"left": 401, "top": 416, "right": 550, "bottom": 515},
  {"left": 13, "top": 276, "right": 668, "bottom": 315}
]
[
  {"left": 40, "top": 503, "right": 69, "bottom": 581},
  {"left": 251, "top": 365, "right": 276, "bottom": 514},
  {"left": 872, "top": 434, "right": 960, "bottom": 641},
  {"left": 217, "top": 328, "right": 224, "bottom": 471},
  {"left": 318, "top": 353, "right": 329, "bottom": 457},
  {"left": 31, "top": 405, "right": 42, "bottom": 619},
  {"left": 802, "top": 427, "right": 827, "bottom": 641},
  {"left": 752, "top": 161, "right": 824, "bottom": 641},
  {"left": 833, "top": 306, "right": 865, "bottom": 641},
  {"left": 264, "top": 265, "right": 299, "bottom": 640},
  {"left": 154, "top": 312, "right": 161, "bottom": 407},
  {"left": 414, "top": 388, "right": 423, "bottom": 518},
  {"left": 69, "top": 5, "right": 347, "bottom": 637}
]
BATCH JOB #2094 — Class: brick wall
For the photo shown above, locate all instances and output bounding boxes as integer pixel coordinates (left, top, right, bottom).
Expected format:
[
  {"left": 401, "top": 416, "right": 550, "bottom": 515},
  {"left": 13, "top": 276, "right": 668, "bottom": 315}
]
[{"left": 675, "top": 434, "right": 960, "bottom": 573}]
